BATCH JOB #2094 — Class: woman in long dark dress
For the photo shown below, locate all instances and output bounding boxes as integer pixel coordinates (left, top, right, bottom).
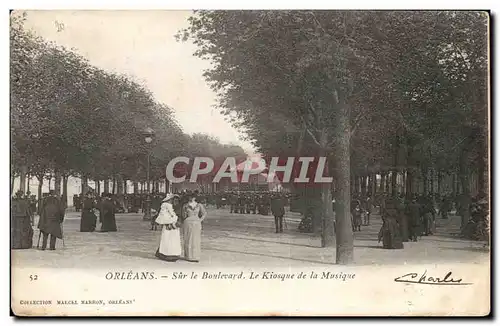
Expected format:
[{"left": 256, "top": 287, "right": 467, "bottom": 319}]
[
  {"left": 11, "top": 191, "right": 34, "bottom": 249},
  {"left": 80, "top": 192, "right": 97, "bottom": 232},
  {"left": 100, "top": 193, "right": 117, "bottom": 232},
  {"left": 378, "top": 198, "right": 404, "bottom": 249}
]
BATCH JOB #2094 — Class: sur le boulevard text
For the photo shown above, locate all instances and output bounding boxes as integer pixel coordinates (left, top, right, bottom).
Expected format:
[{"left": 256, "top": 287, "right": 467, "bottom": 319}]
[{"left": 103, "top": 270, "right": 357, "bottom": 282}]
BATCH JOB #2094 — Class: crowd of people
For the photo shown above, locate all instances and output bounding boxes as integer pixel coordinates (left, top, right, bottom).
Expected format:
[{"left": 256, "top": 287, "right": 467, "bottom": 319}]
[
  {"left": 198, "top": 191, "right": 289, "bottom": 233},
  {"left": 11, "top": 190, "right": 66, "bottom": 250},
  {"left": 376, "top": 192, "right": 489, "bottom": 249},
  {"left": 11, "top": 186, "right": 488, "bottom": 256}
]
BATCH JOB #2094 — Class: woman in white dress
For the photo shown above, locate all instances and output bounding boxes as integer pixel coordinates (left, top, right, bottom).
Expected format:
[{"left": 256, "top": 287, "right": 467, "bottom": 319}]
[{"left": 155, "top": 194, "right": 181, "bottom": 262}]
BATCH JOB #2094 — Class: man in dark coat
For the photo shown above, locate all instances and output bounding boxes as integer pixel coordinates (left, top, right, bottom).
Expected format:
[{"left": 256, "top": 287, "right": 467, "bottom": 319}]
[
  {"left": 11, "top": 191, "right": 34, "bottom": 249},
  {"left": 29, "top": 195, "right": 37, "bottom": 221},
  {"left": 351, "top": 199, "right": 362, "bottom": 232},
  {"left": 440, "top": 195, "right": 452, "bottom": 219},
  {"left": 38, "top": 190, "right": 65, "bottom": 250},
  {"left": 100, "top": 193, "right": 117, "bottom": 232},
  {"left": 271, "top": 195, "right": 285, "bottom": 233},
  {"left": 237, "top": 194, "right": 245, "bottom": 214},
  {"left": 73, "top": 194, "right": 81, "bottom": 212},
  {"left": 420, "top": 196, "right": 436, "bottom": 235},
  {"left": 406, "top": 197, "right": 422, "bottom": 241},
  {"left": 229, "top": 193, "right": 237, "bottom": 213},
  {"left": 80, "top": 192, "right": 97, "bottom": 232}
]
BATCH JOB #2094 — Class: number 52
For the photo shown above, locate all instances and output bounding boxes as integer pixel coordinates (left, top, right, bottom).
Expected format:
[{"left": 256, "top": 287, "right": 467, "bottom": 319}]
[{"left": 30, "top": 274, "right": 38, "bottom": 281}]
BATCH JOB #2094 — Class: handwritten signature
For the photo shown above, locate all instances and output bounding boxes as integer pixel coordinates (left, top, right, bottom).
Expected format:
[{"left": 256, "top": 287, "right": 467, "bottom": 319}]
[{"left": 394, "top": 270, "right": 472, "bottom": 286}]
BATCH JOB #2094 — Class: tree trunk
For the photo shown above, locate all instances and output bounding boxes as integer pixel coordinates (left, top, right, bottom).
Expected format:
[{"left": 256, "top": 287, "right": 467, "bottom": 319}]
[
  {"left": 478, "top": 142, "right": 487, "bottom": 197},
  {"left": 117, "top": 175, "right": 124, "bottom": 195},
  {"left": 437, "top": 171, "right": 442, "bottom": 194},
  {"left": 422, "top": 169, "right": 428, "bottom": 195},
  {"left": 452, "top": 172, "right": 457, "bottom": 194},
  {"left": 112, "top": 177, "right": 116, "bottom": 194},
  {"left": 96, "top": 179, "right": 101, "bottom": 196},
  {"left": 353, "top": 176, "right": 359, "bottom": 195},
  {"left": 391, "top": 171, "right": 397, "bottom": 197},
  {"left": 335, "top": 104, "right": 353, "bottom": 264},
  {"left": 459, "top": 151, "right": 471, "bottom": 228},
  {"left": 54, "top": 169, "right": 62, "bottom": 196},
  {"left": 104, "top": 180, "right": 110, "bottom": 193},
  {"left": 319, "top": 130, "right": 335, "bottom": 248},
  {"left": 307, "top": 188, "right": 321, "bottom": 235},
  {"left": 81, "top": 175, "right": 89, "bottom": 195},
  {"left": 37, "top": 174, "right": 44, "bottom": 215},
  {"left": 19, "top": 165, "right": 28, "bottom": 194},
  {"left": 62, "top": 174, "right": 68, "bottom": 208},
  {"left": 402, "top": 170, "right": 407, "bottom": 196},
  {"left": 124, "top": 180, "right": 128, "bottom": 194},
  {"left": 384, "top": 173, "right": 390, "bottom": 193},
  {"left": 406, "top": 169, "right": 413, "bottom": 199},
  {"left": 366, "top": 175, "right": 371, "bottom": 196},
  {"left": 133, "top": 181, "right": 139, "bottom": 194},
  {"left": 430, "top": 168, "right": 435, "bottom": 194},
  {"left": 380, "top": 173, "right": 385, "bottom": 194},
  {"left": 116, "top": 174, "right": 125, "bottom": 209},
  {"left": 10, "top": 172, "right": 15, "bottom": 194},
  {"left": 27, "top": 173, "right": 31, "bottom": 193},
  {"left": 370, "top": 174, "right": 376, "bottom": 196}
]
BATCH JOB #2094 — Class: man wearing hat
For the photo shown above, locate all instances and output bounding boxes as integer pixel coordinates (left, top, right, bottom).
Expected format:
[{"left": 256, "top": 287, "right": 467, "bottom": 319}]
[
  {"left": 270, "top": 194, "right": 285, "bottom": 233},
  {"left": 11, "top": 190, "right": 34, "bottom": 249},
  {"left": 38, "top": 190, "right": 65, "bottom": 250}
]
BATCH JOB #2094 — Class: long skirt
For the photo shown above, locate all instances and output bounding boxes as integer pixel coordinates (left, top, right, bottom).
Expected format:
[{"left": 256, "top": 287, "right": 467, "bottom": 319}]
[
  {"left": 11, "top": 216, "right": 33, "bottom": 249},
  {"left": 101, "top": 213, "right": 117, "bottom": 232},
  {"left": 156, "top": 227, "right": 181, "bottom": 262},
  {"left": 381, "top": 219, "right": 404, "bottom": 249},
  {"left": 183, "top": 219, "right": 202, "bottom": 262},
  {"left": 80, "top": 211, "right": 97, "bottom": 232}
]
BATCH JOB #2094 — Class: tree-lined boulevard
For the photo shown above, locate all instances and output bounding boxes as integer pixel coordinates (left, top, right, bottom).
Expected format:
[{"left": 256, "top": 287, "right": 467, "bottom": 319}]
[{"left": 11, "top": 11, "right": 489, "bottom": 265}]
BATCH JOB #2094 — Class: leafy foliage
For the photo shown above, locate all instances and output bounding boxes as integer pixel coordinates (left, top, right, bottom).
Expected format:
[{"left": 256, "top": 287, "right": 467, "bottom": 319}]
[{"left": 11, "top": 12, "right": 246, "bottom": 187}]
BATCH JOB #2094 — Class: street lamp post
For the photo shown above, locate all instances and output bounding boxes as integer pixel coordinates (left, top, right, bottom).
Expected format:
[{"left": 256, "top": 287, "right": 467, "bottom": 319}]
[{"left": 142, "top": 127, "right": 155, "bottom": 221}]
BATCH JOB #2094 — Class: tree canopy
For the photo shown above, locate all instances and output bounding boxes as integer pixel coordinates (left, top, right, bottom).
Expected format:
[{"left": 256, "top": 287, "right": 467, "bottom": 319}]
[
  {"left": 11, "top": 12, "right": 246, "bottom": 192},
  {"left": 179, "top": 10, "right": 489, "bottom": 263}
]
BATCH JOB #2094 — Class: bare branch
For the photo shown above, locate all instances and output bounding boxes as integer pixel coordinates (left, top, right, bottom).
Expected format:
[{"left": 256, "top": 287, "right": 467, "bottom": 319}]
[
  {"left": 307, "top": 100, "right": 320, "bottom": 123},
  {"left": 398, "top": 111, "right": 425, "bottom": 138},
  {"left": 350, "top": 111, "right": 365, "bottom": 138},
  {"left": 309, "top": 11, "right": 326, "bottom": 34},
  {"left": 300, "top": 115, "right": 321, "bottom": 147}
]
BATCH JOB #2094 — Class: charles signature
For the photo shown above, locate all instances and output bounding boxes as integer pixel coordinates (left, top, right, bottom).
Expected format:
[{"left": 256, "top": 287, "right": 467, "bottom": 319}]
[{"left": 394, "top": 270, "right": 472, "bottom": 286}]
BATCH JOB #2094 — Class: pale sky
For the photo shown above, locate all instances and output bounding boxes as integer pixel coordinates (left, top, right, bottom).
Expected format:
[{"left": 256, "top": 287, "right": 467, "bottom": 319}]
[{"left": 21, "top": 10, "right": 255, "bottom": 154}]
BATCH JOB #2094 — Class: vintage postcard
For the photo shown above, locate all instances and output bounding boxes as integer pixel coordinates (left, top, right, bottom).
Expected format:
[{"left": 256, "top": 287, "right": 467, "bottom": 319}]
[{"left": 10, "top": 10, "right": 490, "bottom": 316}]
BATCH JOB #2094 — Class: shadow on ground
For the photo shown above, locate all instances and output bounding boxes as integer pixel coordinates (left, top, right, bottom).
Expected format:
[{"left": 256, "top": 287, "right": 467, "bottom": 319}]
[
  {"left": 440, "top": 246, "right": 490, "bottom": 253},
  {"left": 111, "top": 250, "right": 158, "bottom": 261},
  {"left": 223, "top": 236, "right": 320, "bottom": 249},
  {"left": 205, "top": 247, "right": 334, "bottom": 265}
]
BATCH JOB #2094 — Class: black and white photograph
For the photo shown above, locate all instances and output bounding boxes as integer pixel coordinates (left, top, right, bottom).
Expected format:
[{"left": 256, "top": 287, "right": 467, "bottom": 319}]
[{"left": 9, "top": 8, "right": 490, "bottom": 316}]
